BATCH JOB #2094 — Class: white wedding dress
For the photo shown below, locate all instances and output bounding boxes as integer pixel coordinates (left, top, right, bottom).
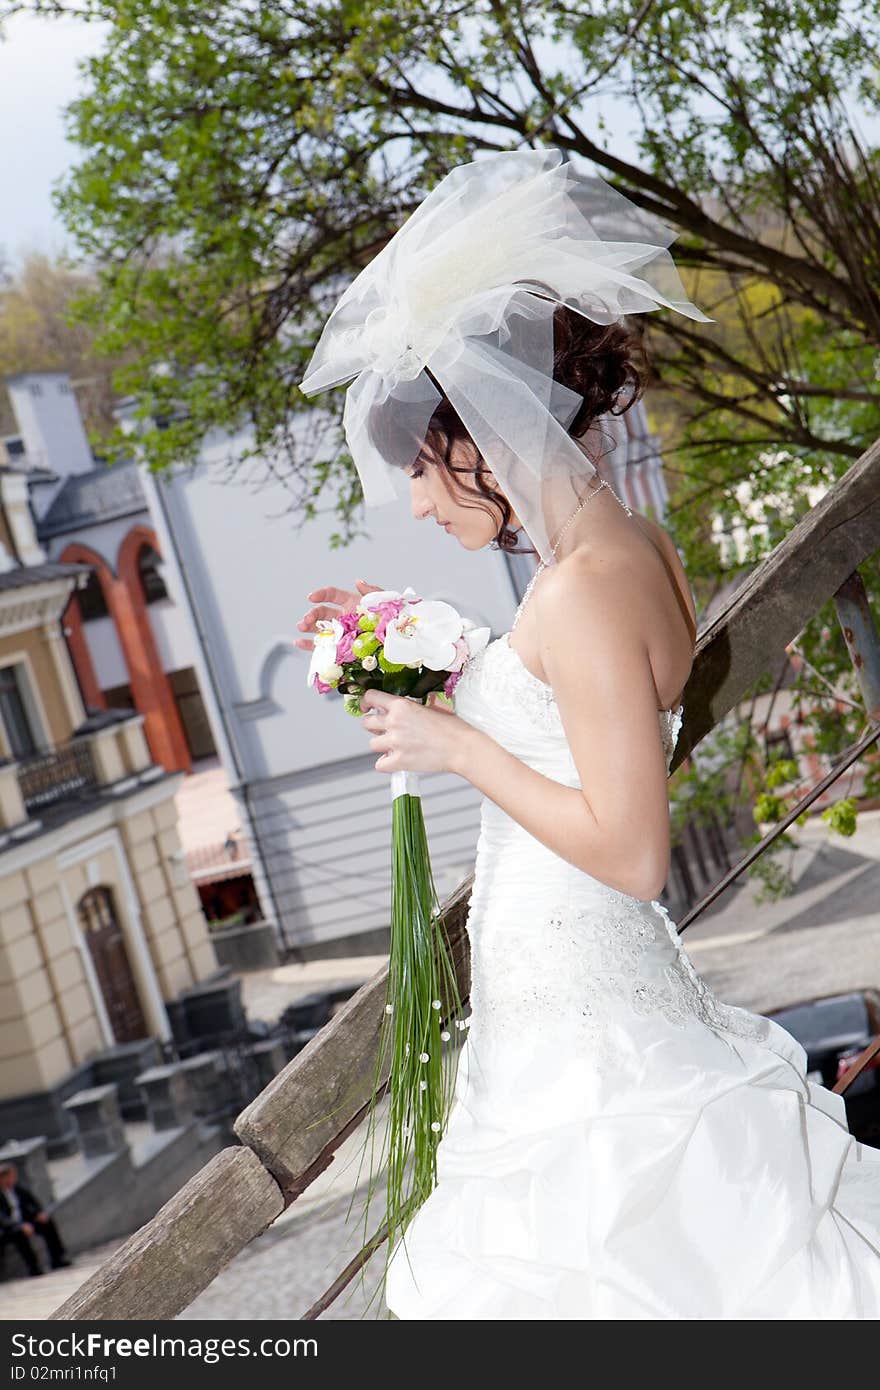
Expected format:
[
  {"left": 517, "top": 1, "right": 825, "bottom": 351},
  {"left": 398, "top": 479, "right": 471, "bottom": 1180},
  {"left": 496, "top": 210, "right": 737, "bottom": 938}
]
[{"left": 383, "top": 596, "right": 880, "bottom": 1320}]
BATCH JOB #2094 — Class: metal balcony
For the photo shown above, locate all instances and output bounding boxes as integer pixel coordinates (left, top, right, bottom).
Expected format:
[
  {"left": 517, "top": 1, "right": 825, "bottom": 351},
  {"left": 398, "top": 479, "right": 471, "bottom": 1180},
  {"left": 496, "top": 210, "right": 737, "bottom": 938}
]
[{"left": 17, "top": 739, "right": 99, "bottom": 813}]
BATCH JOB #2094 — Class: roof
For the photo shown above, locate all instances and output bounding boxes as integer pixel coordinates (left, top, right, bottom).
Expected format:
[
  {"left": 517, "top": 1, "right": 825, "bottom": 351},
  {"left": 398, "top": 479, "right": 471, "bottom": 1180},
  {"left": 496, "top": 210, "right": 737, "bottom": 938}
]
[
  {"left": 74, "top": 708, "right": 140, "bottom": 734},
  {"left": 0, "top": 560, "right": 91, "bottom": 593},
  {"left": 36, "top": 460, "right": 146, "bottom": 538},
  {"left": 0, "top": 464, "right": 59, "bottom": 481},
  {"left": 186, "top": 841, "right": 254, "bottom": 884}
]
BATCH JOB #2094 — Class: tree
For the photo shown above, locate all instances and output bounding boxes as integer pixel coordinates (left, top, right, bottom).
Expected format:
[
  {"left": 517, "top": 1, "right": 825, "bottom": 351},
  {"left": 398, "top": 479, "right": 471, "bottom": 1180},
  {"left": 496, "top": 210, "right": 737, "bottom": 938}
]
[
  {"left": 2, "top": 0, "right": 878, "bottom": 533},
  {"left": 0, "top": 250, "right": 124, "bottom": 439}
]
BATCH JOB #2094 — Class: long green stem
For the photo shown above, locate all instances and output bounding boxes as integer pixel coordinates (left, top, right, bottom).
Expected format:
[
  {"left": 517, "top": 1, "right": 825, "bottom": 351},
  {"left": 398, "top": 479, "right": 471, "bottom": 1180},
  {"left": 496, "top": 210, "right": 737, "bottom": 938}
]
[
  {"left": 346, "top": 788, "right": 468, "bottom": 1306},
  {"left": 296, "top": 782, "right": 469, "bottom": 1318}
]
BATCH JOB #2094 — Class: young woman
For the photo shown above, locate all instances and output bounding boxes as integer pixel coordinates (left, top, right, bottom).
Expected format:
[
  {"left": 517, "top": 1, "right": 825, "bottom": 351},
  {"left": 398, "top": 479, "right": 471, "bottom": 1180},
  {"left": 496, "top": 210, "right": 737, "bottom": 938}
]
[{"left": 297, "top": 149, "right": 880, "bottom": 1318}]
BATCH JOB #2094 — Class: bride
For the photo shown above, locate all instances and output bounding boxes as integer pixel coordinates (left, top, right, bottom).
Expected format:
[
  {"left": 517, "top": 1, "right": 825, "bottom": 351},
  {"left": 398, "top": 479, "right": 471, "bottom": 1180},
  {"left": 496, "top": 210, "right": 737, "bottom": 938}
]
[{"left": 297, "top": 149, "right": 880, "bottom": 1318}]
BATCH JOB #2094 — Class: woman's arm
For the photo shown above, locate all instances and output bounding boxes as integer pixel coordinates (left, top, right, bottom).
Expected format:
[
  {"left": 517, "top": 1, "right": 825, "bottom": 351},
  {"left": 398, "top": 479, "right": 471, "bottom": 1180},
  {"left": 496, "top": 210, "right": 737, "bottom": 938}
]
[
  {"left": 448, "top": 722, "right": 666, "bottom": 900},
  {"left": 361, "top": 558, "right": 673, "bottom": 901}
]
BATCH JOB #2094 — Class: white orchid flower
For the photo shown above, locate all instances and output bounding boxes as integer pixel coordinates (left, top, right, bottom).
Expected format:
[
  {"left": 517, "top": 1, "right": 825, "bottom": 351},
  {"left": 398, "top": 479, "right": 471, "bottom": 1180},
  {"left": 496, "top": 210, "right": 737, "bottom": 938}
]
[
  {"left": 383, "top": 599, "right": 471, "bottom": 670},
  {"left": 306, "top": 617, "right": 344, "bottom": 687},
  {"left": 356, "top": 585, "right": 419, "bottom": 613},
  {"left": 462, "top": 621, "right": 491, "bottom": 660}
]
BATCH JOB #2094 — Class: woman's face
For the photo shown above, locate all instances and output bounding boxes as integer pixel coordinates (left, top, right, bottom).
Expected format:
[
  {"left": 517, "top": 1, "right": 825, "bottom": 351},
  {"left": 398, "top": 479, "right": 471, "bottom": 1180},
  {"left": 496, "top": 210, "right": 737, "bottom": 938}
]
[{"left": 406, "top": 438, "right": 520, "bottom": 550}]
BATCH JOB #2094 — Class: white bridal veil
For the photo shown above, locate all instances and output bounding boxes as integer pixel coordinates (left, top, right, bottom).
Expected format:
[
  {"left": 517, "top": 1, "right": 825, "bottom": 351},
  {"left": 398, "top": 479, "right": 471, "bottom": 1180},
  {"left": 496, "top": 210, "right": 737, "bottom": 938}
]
[{"left": 299, "top": 146, "right": 711, "bottom": 561}]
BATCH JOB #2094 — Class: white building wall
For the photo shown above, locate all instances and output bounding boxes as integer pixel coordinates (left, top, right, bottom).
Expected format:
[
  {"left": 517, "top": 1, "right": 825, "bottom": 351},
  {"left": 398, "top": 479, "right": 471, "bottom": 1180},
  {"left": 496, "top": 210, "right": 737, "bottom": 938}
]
[
  {"left": 5, "top": 372, "right": 93, "bottom": 483},
  {"left": 80, "top": 614, "right": 129, "bottom": 689},
  {"left": 41, "top": 516, "right": 136, "bottom": 573},
  {"left": 147, "top": 599, "right": 199, "bottom": 674}
]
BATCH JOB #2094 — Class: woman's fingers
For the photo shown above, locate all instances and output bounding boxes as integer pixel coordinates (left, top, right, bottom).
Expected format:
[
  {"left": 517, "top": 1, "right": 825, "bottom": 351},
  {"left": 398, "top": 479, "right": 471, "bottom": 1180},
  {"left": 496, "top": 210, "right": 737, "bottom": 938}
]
[
  {"left": 295, "top": 606, "right": 340, "bottom": 649},
  {"left": 305, "top": 586, "right": 355, "bottom": 608},
  {"left": 297, "top": 603, "right": 346, "bottom": 630},
  {"left": 297, "top": 581, "right": 383, "bottom": 651}
]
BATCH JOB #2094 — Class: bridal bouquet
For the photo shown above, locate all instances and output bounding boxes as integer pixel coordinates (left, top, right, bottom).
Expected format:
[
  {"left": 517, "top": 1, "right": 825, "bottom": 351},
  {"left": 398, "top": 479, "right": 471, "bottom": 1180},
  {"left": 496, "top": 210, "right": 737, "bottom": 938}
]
[{"left": 307, "top": 586, "right": 489, "bottom": 1249}]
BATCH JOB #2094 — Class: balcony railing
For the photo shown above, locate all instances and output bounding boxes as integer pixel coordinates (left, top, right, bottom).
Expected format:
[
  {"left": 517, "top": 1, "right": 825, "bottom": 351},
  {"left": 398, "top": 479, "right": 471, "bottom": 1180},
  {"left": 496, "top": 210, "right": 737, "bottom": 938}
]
[{"left": 17, "top": 739, "right": 99, "bottom": 812}]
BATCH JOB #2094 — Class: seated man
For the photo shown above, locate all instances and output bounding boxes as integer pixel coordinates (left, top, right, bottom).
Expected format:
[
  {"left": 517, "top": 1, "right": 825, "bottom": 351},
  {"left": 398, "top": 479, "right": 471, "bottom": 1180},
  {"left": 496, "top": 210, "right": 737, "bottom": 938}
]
[{"left": 0, "top": 1161, "right": 72, "bottom": 1277}]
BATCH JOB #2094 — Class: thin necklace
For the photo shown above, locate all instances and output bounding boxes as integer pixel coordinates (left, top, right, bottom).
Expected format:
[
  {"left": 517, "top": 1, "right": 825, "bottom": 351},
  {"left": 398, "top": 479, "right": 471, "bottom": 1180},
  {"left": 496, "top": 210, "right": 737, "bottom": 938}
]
[
  {"left": 549, "top": 474, "right": 633, "bottom": 560},
  {"left": 512, "top": 476, "right": 633, "bottom": 628}
]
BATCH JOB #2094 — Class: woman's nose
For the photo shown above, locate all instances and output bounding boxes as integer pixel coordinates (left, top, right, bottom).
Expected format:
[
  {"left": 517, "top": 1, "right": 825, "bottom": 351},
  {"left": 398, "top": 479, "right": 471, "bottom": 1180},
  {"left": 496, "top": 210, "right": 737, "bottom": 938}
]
[{"left": 410, "top": 488, "right": 433, "bottom": 521}]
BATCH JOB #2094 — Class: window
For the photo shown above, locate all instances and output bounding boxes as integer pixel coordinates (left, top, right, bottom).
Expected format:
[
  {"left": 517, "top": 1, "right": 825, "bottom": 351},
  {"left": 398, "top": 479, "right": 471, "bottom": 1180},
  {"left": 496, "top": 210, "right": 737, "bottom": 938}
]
[
  {"left": 77, "top": 570, "right": 109, "bottom": 622},
  {"left": 168, "top": 667, "right": 217, "bottom": 761},
  {"left": 0, "top": 663, "right": 40, "bottom": 760},
  {"left": 138, "top": 545, "right": 168, "bottom": 604},
  {"left": 103, "top": 682, "right": 136, "bottom": 712}
]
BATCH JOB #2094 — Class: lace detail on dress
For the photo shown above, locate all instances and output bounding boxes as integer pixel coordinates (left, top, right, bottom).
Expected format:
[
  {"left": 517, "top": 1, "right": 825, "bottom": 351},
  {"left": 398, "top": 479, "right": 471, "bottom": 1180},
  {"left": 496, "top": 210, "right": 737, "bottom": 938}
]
[
  {"left": 470, "top": 897, "right": 768, "bottom": 1074},
  {"left": 496, "top": 635, "right": 564, "bottom": 732},
  {"left": 649, "top": 898, "right": 769, "bottom": 1046}
]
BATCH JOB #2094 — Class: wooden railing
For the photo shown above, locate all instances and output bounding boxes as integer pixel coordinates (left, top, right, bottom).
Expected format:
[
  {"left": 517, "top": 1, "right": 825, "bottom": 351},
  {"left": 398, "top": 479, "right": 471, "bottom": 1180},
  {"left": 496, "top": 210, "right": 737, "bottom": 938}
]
[{"left": 50, "top": 436, "right": 880, "bottom": 1321}]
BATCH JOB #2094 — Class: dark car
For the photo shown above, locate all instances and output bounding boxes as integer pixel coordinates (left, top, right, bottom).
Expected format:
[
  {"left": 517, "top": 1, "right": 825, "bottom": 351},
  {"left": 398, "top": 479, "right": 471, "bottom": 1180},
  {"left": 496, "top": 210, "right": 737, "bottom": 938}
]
[{"left": 766, "top": 988, "right": 880, "bottom": 1148}]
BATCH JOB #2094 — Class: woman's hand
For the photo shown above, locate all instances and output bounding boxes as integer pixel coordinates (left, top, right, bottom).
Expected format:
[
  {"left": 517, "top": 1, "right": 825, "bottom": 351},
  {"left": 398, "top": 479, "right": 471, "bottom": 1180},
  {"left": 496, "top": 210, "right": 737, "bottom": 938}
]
[
  {"left": 295, "top": 578, "right": 383, "bottom": 651},
  {"left": 360, "top": 689, "right": 474, "bottom": 776}
]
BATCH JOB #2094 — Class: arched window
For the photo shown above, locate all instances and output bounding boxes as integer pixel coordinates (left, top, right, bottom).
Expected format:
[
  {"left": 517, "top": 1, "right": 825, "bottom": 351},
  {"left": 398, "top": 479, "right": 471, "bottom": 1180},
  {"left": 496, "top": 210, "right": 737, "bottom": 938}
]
[
  {"left": 138, "top": 545, "right": 168, "bottom": 604},
  {"left": 77, "top": 570, "right": 109, "bottom": 622}
]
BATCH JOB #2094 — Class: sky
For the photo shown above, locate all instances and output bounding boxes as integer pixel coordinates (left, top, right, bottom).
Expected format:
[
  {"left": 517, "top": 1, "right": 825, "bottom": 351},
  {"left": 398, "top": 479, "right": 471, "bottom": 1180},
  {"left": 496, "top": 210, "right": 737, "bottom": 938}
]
[{"left": 0, "top": 9, "right": 110, "bottom": 267}]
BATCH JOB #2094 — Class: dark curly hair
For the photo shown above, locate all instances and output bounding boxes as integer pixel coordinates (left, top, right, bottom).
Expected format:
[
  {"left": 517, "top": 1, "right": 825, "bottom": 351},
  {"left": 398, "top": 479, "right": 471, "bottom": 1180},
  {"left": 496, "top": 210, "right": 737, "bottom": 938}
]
[{"left": 420, "top": 300, "right": 649, "bottom": 554}]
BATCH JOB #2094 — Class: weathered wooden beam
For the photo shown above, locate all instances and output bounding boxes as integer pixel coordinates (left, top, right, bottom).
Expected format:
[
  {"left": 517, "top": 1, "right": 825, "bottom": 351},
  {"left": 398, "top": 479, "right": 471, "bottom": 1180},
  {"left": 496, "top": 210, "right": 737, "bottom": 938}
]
[
  {"left": 234, "top": 881, "right": 472, "bottom": 1193},
  {"left": 49, "top": 1146, "right": 283, "bottom": 1321},
  {"left": 672, "top": 436, "right": 880, "bottom": 770}
]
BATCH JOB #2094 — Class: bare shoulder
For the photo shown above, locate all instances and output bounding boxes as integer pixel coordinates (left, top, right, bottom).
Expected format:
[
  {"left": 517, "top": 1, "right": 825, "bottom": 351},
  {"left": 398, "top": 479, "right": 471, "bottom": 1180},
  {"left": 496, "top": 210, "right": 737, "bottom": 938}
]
[
  {"left": 537, "top": 543, "right": 649, "bottom": 625},
  {"left": 540, "top": 516, "right": 696, "bottom": 643}
]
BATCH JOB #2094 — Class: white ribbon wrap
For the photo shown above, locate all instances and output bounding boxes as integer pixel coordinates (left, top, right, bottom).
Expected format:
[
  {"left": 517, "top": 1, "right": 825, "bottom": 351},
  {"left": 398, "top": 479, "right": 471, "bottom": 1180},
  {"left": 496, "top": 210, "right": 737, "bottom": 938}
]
[{"left": 391, "top": 769, "right": 421, "bottom": 801}]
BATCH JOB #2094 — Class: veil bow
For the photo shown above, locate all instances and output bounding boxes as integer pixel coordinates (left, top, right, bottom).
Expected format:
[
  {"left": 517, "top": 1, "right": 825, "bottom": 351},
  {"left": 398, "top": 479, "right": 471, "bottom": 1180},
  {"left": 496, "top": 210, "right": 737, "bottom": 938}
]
[{"left": 299, "top": 146, "right": 711, "bottom": 561}]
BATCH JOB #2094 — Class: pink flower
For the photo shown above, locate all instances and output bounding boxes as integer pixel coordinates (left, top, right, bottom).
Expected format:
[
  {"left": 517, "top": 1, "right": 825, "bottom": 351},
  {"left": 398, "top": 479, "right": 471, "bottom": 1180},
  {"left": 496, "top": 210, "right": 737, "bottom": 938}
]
[
  {"left": 446, "top": 636, "right": 470, "bottom": 673},
  {"left": 444, "top": 669, "right": 462, "bottom": 697},
  {"left": 314, "top": 676, "right": 334, "bottom": 695},
  {"left": 336, "top": 630, "right": 357, "bottom": 664},
  {"left": 373, "top": 598, "right": 407, "bottom": 643}
]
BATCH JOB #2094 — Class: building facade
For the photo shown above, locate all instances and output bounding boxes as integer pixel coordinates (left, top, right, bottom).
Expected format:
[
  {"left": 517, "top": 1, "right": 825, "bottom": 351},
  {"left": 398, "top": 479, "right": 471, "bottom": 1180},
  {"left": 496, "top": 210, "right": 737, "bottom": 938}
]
[
  {"left": 3, "top": 371, "right": 217, "bottom": 777},
  {"left": 0, "top": 462, "right": 219, "bottom": 1153}
]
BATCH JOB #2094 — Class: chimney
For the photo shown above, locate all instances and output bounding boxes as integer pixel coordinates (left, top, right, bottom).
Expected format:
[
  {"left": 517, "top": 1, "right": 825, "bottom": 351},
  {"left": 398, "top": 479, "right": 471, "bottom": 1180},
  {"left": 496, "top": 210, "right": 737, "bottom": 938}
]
[{"left": 4, "top": 371, "right": 94, "bottom": 478}]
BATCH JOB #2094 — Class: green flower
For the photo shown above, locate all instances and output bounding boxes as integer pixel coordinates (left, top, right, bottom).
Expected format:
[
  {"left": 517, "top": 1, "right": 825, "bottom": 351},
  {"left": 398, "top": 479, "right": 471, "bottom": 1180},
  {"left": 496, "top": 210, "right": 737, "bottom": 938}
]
[{"left": 378, "top": 650, "right": 407, "bottom": 673}]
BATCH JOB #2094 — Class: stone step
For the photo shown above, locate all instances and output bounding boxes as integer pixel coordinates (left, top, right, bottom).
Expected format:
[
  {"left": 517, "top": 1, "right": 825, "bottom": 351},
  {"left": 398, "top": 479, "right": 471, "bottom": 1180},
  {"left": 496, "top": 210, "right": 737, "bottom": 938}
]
[{"left": 0, "top": 1238, "right": 125, "bottom": 1320}]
